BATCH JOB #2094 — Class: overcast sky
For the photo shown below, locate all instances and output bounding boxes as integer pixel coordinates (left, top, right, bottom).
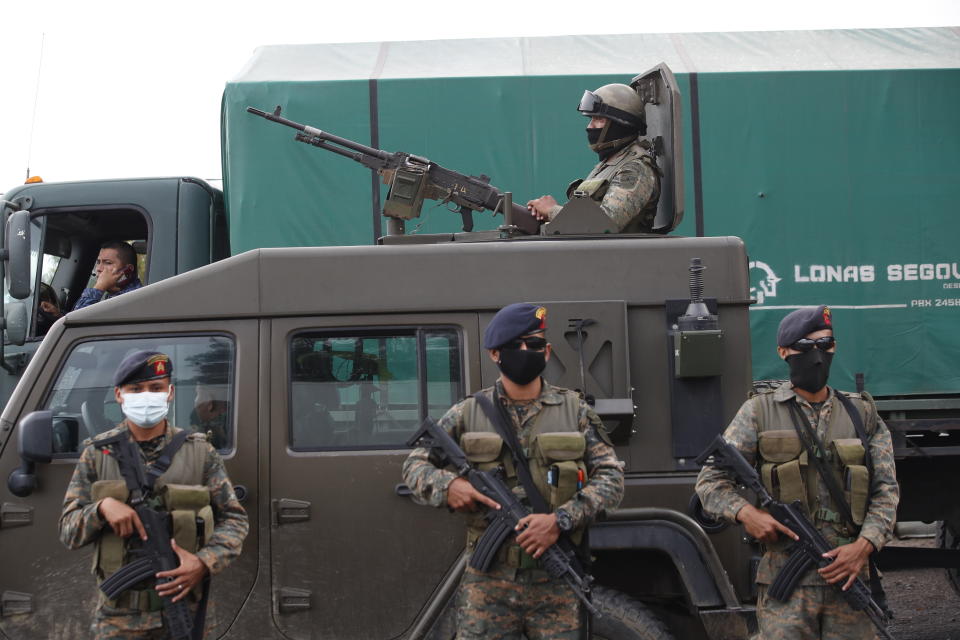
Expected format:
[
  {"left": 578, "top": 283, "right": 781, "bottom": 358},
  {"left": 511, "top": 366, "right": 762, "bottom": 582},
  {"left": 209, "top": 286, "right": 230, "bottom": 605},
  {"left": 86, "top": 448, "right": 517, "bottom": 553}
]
[{"left": 1, "top": 0, "right": 957, "bottom": 193}]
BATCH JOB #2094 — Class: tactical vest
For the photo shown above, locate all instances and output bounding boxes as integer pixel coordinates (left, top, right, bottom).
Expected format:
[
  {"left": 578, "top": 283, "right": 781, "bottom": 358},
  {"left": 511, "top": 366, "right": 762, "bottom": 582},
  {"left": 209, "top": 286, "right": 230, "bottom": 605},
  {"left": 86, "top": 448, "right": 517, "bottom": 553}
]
[
  {"left": 753, "top": 388, "right": 875, "bottom": 550},
  {"left": 89, "top": 429, "right": 212, "bottom": 611},
  {"left": 567, "top": 139, "right": 660, "bottom": 233},
  {"left": 459, "top": 389, "right": 586, "bottom": 568}
]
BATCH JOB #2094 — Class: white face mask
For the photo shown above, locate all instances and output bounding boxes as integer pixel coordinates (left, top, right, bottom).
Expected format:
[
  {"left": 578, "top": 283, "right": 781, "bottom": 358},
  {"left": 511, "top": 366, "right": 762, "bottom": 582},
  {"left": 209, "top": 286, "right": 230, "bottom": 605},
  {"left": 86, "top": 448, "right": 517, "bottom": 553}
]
[{"left": 121, "top": 391, "right": 171, "bottom": 428}]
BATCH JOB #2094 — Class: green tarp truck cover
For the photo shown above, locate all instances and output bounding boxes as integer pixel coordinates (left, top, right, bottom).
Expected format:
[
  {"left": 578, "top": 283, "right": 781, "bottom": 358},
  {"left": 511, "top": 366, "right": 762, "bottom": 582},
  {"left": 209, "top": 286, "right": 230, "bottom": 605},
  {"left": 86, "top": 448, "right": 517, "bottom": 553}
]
[{"left": 222, "top": 27, "right": 960, "bottom": 398}]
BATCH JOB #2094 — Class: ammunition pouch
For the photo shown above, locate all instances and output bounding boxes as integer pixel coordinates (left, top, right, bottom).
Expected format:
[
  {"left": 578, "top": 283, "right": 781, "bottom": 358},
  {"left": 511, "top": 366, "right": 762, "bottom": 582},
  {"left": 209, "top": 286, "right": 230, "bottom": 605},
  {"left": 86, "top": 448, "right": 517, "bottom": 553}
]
[
  {"left": 758, "top": 430, "right": 808, "bottom": 508},
  {"left": 461, "top": 432, "right": 512, "bottom": 532},
  {"left": 92, "top": 480, "right": 211, "bottom": 611},
  {"left": 829, "top": 438, "right": 869, "bottom": 526},
  {"left": 530, "top": 432, "right": 587, "bottom": 509}
]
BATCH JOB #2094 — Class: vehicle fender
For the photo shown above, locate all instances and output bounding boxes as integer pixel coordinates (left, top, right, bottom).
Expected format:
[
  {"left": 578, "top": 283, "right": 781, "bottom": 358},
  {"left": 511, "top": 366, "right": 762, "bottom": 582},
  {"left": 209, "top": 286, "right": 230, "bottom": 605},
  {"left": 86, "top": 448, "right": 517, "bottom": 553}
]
[{"left": 589, "top": 507, "right": 741, "bottom": 609}]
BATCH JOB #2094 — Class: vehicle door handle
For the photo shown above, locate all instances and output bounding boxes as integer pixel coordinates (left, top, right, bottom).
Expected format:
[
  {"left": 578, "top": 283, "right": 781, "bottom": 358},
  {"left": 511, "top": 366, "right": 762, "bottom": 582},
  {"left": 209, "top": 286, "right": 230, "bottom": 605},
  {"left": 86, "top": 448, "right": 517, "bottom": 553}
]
[
  {"left": 0, "top": 503, "right": 34, "bottom": 528},
  {"left": 395, "top": 483, "right": 412, "bottom": 497},
  {"left": 1, "top": 591, "right": 33, "bottom": 616},
  {"left": 277, "top": 587, "right": 311, "bottom": 614},
  {"left": 272, "top": 498, "right": 310, "bottom": 525}
]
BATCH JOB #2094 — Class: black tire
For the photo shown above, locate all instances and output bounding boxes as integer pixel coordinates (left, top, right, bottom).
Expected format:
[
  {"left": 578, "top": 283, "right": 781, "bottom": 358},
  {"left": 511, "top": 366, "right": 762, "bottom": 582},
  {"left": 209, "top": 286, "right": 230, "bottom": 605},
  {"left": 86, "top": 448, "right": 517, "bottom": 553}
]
[
  {"left": 590, "top": 586, "right": 675, "bottom": 640},
  {"left": 939, "top": 520, "right": 960, "bottom": 597}
]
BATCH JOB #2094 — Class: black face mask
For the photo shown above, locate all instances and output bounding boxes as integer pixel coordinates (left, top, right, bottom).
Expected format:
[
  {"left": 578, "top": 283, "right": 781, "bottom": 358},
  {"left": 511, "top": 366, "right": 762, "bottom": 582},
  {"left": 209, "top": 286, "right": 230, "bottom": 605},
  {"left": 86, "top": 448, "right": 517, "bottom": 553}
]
[
  {"left": 497, "top": 348, "right": 546, "bottom": 386},
  {"left": 586, "top": 121, "right": 640, "bottom": 160},
  {"left": 786, "top": 349, "right": 833, "bottom": 393}
]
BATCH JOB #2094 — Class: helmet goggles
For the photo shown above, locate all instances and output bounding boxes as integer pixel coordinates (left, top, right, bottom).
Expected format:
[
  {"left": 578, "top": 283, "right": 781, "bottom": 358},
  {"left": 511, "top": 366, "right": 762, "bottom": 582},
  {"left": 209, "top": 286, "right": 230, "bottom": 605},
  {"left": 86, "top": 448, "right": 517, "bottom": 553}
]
[{"left": 577, "top": 90, "right": 643, "bottom": 129}]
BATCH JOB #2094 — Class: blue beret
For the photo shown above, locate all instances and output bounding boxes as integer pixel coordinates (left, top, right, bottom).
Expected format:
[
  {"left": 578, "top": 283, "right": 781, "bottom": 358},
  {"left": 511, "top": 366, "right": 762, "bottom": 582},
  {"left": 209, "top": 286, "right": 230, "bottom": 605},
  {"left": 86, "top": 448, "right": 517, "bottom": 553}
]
[
  {"left": 777, "top": 305, "right": 834, "bottom": 347},
  {"left": 483, "top": 303, "right": 548, "bottom": 349},
  {"left": 114, "top": 350, "right": 173, "bottom": 387}
]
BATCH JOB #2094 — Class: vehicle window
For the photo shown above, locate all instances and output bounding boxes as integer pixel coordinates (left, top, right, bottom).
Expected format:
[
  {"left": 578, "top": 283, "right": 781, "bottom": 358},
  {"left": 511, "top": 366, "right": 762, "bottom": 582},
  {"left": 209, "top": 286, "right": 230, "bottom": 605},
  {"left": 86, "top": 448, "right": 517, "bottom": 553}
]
[
  {"left": 289, "top": 328, "right": 462, "bottom": 450},
  {"left": 45, "top": 335, "right": 235, "bottom": 455}
]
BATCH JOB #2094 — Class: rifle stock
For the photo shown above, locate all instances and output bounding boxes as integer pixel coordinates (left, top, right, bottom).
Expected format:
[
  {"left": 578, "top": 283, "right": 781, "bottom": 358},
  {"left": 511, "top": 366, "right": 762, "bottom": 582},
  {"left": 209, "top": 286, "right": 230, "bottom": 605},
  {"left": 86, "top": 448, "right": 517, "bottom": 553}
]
[{"left": 697, "top": 435, "right": 895, "bottom": 640}]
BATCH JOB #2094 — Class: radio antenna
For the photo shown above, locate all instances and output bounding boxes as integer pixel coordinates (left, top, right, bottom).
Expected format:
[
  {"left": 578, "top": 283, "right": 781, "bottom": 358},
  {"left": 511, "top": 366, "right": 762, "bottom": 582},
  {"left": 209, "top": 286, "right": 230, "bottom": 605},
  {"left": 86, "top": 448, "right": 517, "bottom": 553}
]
[{"left": 26, "top": 33, "right": 46, "bottom": 181}]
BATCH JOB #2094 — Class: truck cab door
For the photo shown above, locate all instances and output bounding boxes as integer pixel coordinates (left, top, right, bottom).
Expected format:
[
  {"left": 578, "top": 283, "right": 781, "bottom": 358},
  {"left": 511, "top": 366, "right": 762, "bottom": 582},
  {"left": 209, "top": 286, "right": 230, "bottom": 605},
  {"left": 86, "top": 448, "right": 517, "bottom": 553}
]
[
  {"left": 0, "top": 178, "right": 226, "bottom": 416},
  {"left": 269, "top": 314, "right": 479, "bottom": 640}
]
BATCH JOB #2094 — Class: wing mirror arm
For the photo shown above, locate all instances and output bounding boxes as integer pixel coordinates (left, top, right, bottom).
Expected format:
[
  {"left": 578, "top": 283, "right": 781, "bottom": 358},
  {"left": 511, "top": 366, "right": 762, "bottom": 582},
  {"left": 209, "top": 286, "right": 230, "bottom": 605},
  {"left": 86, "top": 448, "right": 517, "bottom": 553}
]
[{"left": 7, "top": 411, "right": 53, "bottom": 497}]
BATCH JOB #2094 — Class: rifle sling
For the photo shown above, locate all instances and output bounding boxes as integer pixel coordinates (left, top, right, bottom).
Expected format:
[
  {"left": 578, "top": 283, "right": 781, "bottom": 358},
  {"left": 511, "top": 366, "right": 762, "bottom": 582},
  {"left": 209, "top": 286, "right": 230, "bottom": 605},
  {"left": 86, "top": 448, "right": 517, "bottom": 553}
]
[
  {"left": 474, "top": 391, "right": 551, "bottom": 514},
  {"left": 474, "top": 390, "right": 585, "bottom": 570},
  {"left": 786, "top": 396, "right": 889, "bottom": 612},
  {"left": 833, "top": 392, "right": 890, "bottom": 614},
  {"left": 100, "top": 429, "right": 191, "bottom": 497},
  {"left": 786, "top": 400, "right": 858, "bottom": 533},
  {"left": 99, "top": 429, "right": 213, "bottom": 635}
]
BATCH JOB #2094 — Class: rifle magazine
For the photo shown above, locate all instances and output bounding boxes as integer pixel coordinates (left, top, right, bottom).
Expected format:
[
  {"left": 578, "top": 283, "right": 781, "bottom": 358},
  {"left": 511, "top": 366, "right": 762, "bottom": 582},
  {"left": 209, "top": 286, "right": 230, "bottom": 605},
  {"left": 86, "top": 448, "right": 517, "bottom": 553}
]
[
  {"left": 99, "top": 557, "right": 157, "bottom": 599},
  {"left": 469, "top": 517, "right": 513, "bottom": 572},
  {"left": 768, "top": 546, "right": 814, "bottom": 602}
]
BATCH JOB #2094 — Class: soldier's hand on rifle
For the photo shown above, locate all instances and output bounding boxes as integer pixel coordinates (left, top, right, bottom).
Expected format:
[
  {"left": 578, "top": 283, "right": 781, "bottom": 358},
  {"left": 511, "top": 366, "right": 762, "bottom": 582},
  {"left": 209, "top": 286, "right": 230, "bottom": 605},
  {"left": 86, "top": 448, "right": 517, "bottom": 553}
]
[
  {"left": 446, "top": 477, "right": 501, "bottom": 513},
  {"left": 819, "top": 537, "right": 875, "bottom": 590},
  {"left": 515, "top": 513, "right": 560, "bottom": 558},
  {"left": 736, "top": 504, "right": 799, "bottom": 544},
  {"left": 97, "top": 497, "right": 147, "bottom": 540},
  {"left": 526, "top": 195, "right": 559, "bottom": 222},
  {"left": 155, "top": 539, "right": 209, "bottom": 603}
]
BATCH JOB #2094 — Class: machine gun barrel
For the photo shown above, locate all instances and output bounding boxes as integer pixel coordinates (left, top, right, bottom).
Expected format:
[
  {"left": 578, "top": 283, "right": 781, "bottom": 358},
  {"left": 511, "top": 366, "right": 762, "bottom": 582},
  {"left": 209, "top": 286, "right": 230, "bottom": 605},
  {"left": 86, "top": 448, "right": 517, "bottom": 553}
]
[
  {"left": 248, "top": 106, "right": 408, "bottom": 166},
  {"left": 247, "top": 105, "right": 540, "bottom": 235}
]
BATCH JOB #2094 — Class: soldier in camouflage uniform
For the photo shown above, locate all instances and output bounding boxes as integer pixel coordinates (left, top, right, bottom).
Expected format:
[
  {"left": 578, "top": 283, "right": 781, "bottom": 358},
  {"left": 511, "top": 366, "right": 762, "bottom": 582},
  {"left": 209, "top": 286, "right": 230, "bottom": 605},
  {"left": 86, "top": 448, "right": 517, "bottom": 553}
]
[
  {"left": 696, "top": 306, "right": 899, "bottom": 640},
  {"left": 527, "top": 83, "right": 659, "bottom": 233},
  {"left": 59, "top": 350, "right": 249, "bottom": 639},
  {"left": 403, "top": 303, "right": 624, "bottom": 640}
]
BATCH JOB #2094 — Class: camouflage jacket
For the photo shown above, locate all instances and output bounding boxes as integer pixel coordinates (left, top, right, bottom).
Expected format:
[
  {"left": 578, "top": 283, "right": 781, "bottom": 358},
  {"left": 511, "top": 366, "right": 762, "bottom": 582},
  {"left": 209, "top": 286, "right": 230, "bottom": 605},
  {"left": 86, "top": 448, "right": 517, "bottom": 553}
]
[
  {"left": 402, "top": 379, "right": 624, "bottom": 530},
  {"left": 59, "top": 423, "right": 249, "bottom": 623},
  {"left": 695, "top": 382, "right": 899, "bottom": 585},
  {"left": 551, "top": 140, "right": 659, "bottom": 233}
]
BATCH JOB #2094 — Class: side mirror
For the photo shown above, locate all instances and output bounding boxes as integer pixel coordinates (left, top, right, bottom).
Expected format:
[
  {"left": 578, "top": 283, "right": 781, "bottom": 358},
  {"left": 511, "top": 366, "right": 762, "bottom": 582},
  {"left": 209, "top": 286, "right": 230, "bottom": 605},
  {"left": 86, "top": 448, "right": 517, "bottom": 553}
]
[
  {"left": 7, "top": 410, "right": 53, "bottom": 497},
  {"left": 4, "top": 301, "right": 28, "bottom": 346},
  {"left": 5, "top": 210, "right": 32, "bottom": 300}
]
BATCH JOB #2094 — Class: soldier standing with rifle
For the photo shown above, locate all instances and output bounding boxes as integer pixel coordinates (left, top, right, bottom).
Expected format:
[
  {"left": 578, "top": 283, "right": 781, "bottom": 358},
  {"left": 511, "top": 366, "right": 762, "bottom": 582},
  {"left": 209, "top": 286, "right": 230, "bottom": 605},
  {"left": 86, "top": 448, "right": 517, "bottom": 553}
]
[
  {"left": 403, "top": 303, "right": 624, "bottom": 639},
  {"left": 59, "top": 351, "right": 248, "bottom": 639},
  {"left": 696, "top": 306, "right": 899, "bottom": 640}
]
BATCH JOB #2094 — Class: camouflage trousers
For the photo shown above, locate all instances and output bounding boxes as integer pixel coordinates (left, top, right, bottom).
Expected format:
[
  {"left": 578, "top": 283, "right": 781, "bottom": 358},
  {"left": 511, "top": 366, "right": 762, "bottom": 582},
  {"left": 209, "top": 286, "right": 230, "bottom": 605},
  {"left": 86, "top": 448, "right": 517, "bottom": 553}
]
[
  {"left": 756, "top": 584, "right": 877, "bottom": 640},
  {"left": 91, "top": 599, "right": 212, "bottom": 639},
  {"left": 457, "top": 566, "right": 584, "bottom": 640}
]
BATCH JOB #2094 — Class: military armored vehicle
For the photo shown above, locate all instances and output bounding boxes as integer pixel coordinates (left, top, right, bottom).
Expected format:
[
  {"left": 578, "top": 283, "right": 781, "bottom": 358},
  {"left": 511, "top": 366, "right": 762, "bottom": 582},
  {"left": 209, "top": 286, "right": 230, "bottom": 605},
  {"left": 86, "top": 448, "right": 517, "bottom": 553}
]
[{"left": 0, "top": 66, "right": 764, "bottom": 639}]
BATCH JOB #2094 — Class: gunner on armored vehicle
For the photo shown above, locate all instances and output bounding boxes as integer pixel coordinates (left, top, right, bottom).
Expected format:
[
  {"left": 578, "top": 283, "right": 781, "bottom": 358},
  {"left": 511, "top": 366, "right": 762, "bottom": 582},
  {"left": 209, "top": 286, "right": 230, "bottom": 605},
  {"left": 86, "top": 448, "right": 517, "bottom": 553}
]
[{"left": 527, "top": 83, "right": 660, "bottom": 232}]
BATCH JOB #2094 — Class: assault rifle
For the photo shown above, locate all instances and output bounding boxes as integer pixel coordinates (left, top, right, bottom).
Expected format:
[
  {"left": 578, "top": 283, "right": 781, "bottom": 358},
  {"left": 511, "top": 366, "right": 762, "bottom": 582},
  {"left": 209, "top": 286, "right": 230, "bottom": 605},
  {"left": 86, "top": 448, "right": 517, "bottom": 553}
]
[
  {"left": 99, "top": 504, "right": 193, "bottom": 639},
  {"left": 248, "top": 106, "right": 540, "bottom": 235},
  {"left": 406, "top": 418, "right": 599, "bottom": 617},
  {"left": 695, "top": 435, "right": 894, "bottom": 640},
  {"left": 97, "top": 433, "right": 195, "bottom": 640}
]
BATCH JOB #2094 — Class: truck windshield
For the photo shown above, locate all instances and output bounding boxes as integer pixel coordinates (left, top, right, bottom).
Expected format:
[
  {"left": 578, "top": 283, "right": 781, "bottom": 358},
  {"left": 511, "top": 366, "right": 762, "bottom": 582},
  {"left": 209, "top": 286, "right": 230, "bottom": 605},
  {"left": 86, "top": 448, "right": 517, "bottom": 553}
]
[{"left": 43, "top": 334, "right": 235, "bottom": 454}]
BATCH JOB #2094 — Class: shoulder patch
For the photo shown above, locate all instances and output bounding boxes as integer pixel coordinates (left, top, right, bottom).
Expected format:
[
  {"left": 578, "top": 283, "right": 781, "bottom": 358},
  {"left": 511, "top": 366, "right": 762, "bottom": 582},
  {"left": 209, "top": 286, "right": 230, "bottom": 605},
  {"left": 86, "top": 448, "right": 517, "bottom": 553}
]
[{"left": 593, "top": 422, "right": 615, "bottom": 447}]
